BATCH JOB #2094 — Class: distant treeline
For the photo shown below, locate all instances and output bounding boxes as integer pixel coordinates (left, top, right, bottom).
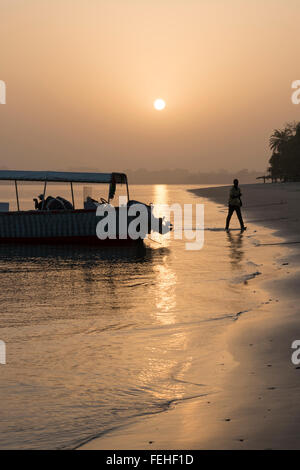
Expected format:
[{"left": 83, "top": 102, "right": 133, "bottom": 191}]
[
  {"left": 0, "top": 167, "right": 262, "bottom": 185},
  {"left": 125, "top": 168, "right": 262, "bottom": 184},
  {"left": 268, "top": 121, "right": 300, "bottom": 182}
]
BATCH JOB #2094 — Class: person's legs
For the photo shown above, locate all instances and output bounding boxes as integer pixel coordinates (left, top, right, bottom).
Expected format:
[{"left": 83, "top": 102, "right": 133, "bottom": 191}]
[
  {"left": 225, "top": 205, "right": 234, "bottom": 229},
  {"left": 235, "top": 206, "right": 245, "bottom": 229}
]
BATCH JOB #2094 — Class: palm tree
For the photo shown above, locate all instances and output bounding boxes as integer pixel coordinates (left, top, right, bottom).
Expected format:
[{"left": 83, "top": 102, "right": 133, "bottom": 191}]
[
  {"left": 268, "top": 122, "right": 300, "bottom": 182},
  {"left": 269, "top": 127, "right": 292, "bottom": 153}
]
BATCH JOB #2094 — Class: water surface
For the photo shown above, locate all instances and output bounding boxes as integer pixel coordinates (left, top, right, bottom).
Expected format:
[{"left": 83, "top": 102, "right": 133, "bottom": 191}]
[{"left": 0, "top": 184, "right": 266, "bottom": 449}]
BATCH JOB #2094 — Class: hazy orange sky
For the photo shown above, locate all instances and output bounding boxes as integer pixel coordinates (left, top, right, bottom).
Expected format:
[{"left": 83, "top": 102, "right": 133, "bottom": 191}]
[{"left": 1, "top": 0, "right": 300, "bottom": 173}]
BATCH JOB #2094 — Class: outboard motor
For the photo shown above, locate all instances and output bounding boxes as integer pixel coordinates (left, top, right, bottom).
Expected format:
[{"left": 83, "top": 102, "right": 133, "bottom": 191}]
[
  {"left": 127, "top": 200, "right": 172, "bottom": 236},
  {"left": 149, "top": 206, "right": 173, "bottom": 234}
]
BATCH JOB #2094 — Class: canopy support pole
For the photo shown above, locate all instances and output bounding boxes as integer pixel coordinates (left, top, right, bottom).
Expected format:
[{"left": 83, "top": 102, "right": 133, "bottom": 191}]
[
  {"left": 126, "top": 178, "right": 130, "bottom": 201},
  {"left": 41, "top": 181, "right": 47, "bottom": 210},
  {"left": 70, "top": 182, "right": 75, "bottom": 209},
  {"left": 14, "top": 180, "right": 20, "bottom": 211}
]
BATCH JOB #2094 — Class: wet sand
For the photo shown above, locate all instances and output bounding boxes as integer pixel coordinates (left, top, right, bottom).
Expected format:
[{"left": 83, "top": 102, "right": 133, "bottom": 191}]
[{"left": 79, "top": 183, "right": 300, "bottom": 450}]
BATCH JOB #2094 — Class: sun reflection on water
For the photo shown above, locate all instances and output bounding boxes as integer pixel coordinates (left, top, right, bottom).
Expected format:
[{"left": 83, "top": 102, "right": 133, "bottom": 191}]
[{"left": 136, "top": 185, "right": 192, "bottom": 403}]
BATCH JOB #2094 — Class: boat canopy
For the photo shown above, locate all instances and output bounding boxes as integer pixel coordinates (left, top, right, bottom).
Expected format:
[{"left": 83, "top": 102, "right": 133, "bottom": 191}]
[{"left": 0, "top": 170, "right": 128, "bottom": 184}]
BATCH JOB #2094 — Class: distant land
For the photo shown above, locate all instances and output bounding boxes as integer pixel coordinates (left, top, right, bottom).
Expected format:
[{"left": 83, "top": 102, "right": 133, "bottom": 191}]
[
  {"left": 0, "top": 167, "right": 264, "bottom": 185},
  {"left": 123, "top": 168, "right": 264, "bottom": 184}
]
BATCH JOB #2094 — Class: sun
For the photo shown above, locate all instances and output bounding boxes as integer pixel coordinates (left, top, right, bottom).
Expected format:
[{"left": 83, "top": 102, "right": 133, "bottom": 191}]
[{"left": 154, "top": 98, "right": 166, "bottom": 111}]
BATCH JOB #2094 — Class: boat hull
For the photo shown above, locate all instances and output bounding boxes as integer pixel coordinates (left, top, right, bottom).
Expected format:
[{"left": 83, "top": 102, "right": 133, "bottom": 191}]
[{"left": 0, "top": 209, "right": 147, "bottom": 245}]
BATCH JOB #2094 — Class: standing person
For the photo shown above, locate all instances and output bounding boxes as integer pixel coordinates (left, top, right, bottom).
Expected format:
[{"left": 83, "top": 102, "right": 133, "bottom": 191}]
[{"left": 225, "top": 179, "right": 246, "bottom": 231}]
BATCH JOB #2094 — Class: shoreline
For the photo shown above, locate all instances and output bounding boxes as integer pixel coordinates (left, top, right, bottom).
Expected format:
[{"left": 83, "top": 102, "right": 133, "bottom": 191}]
[
  {"left": 78, "top": 183, "right": 300, "bottom": 450},
  {"left": 190, "top": 182, "right": 300, "bottom": 242}
]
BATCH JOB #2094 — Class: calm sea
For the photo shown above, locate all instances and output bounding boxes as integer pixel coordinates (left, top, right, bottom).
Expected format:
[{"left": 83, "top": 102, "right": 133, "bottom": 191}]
[{"left": 0, "top": 184, "right": 265, "bottom": 449}]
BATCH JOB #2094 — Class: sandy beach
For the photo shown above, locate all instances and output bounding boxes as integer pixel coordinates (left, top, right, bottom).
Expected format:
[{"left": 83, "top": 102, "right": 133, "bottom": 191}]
[{"left": 79, "top": 182, "right": 300, "bottom": 450}]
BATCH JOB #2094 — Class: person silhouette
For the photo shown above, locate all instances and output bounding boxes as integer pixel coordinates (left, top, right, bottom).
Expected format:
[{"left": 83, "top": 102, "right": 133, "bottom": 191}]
[
  {"left": 33, "top": 194, "right": 45, "bottom": 210},
  {"left": 225, "top": 179, "right": 246, "bottom": 232}
]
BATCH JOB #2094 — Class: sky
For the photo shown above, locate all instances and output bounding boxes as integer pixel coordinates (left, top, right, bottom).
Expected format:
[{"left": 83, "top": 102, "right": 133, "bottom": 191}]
[{"left": 1, "top": 0, "right": 300, "bottom": 173}]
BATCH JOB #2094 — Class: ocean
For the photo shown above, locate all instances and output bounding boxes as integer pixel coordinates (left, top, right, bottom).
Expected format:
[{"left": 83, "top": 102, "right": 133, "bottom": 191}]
[{"left": 0, "top": 184, "right": 266, "bottom": 449}]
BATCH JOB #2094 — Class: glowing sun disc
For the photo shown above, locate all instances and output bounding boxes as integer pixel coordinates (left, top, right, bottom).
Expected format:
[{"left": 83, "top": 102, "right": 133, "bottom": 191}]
[{"left": 154, "top": 99, "right": 166, "bottom": 110}]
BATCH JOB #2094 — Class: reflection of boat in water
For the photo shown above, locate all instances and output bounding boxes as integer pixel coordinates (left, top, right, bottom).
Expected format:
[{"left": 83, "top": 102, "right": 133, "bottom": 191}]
[
  {"left": 0, "top": 170, "right": 171, "bottom": 245},
  {"left": 0, "top": 240, "right": 148, "bottom": 261},
  {"left": 0, "top": 242, "right": 170, "bottom": 269}
]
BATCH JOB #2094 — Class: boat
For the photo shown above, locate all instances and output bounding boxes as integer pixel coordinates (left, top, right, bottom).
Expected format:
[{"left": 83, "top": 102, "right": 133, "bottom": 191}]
[{"left": 0, "top": 170, "right": 170, "bottom": 245}]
